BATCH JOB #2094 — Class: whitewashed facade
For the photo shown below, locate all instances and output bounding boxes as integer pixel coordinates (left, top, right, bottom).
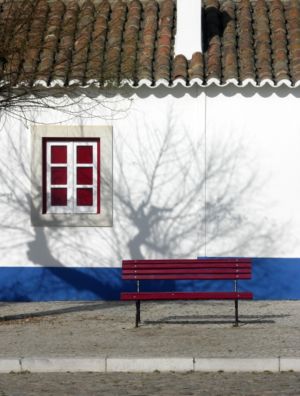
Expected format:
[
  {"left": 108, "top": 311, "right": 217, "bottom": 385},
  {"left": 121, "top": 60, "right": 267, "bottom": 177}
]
[{"left": 0, "top": 83, "right": 299, "bottom": 300}]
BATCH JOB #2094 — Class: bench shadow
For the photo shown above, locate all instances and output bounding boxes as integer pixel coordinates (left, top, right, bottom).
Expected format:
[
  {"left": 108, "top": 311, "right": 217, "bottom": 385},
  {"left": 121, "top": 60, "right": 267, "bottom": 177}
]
[
  {"left": 144, "top": 314, "right": 289, "bottom": 326},
  {"left": 0, "top": 302, "right": 125, "bottom": 322}
]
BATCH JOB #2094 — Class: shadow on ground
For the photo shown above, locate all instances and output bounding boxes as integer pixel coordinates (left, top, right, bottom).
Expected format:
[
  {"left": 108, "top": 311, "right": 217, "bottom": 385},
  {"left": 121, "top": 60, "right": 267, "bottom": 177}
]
[
  {"left": 144, "top": 313, "right": 289, "bottom": 326},
  {"left": 0, "top": 302, "right": 125, "bottom": 322}
]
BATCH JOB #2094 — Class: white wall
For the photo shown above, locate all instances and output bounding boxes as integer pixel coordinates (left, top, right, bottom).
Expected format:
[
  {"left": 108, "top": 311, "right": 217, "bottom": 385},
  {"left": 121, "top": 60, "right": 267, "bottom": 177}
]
[
  {"left": 205, "top": 85, "right": 300, "bottom": 257},
  {"left": 0, "top": 84, "right": 299, "bottom": 269},
  {"left": 0, "top": 86, "right": 205, "bottom": 268}
]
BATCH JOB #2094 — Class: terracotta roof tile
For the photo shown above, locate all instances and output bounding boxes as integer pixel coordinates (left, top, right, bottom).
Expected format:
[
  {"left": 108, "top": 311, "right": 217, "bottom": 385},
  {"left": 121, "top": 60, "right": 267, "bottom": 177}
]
[
  {"left": 3, "top": 0, "right": 35, "bottom": 85},
  {"left": 189, "top": 52, "right": 204, "bottom": 81},
  {"left": 85, "top": 0, "right": 110, "bottom": 84},
  {"left": 120, "top": 0, "right": 142, "bottom": 83},
  {"left": 136, "top": 0, "right": 158, "bottom": 83},
  {"left": 172, "top": 54, "right": 188, "bottom": 81},
  {"left": 52, "top": 0, "right": 79, "bottom": 84},
  {"left": 36, "top": 0, "right": 65, "bottom": 85},
  {"left": 253, "top": 0, "right": 273, "bottom": 83},
  {"left": 154, "top": 0, "right": 174, "bottom": 83},
  {"left": 19, "top": 0, "right": 49, "bottom": 86},
  {"left": 269, "top": 0, "right": 290, "bottom": 83},
  {"left": 221, "top": 0, "right": 238, "bottom": 83},
  {"left": 102, "top": 0, "right": 127, "bottom": 84},
  {"left": 285, "top": 0, "right": 300, "bottom": 84},
  {"left": 237, "top": 0, "right": 256, "bottom": 82},
  {"left": 1, "top": 0, "right": 300, "bottom": 89},
  {"left": 69, "top": 0, "right": 95, "bottom": 85},
  {"left": 204, "top": 0, "right": 222, "bottom": 82}
]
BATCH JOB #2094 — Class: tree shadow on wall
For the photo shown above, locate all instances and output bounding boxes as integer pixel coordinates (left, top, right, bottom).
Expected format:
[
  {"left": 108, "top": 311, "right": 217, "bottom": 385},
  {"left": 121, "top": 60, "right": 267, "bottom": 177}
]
[{"left": 0, "top": 112, "right": 290, "bottom": 301}]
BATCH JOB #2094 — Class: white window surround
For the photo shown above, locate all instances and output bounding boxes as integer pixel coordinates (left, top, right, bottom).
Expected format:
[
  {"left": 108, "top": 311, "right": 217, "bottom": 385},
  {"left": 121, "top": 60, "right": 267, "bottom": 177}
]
[{"left": 31, "top": 125, "right": 112, "bottom": 227}]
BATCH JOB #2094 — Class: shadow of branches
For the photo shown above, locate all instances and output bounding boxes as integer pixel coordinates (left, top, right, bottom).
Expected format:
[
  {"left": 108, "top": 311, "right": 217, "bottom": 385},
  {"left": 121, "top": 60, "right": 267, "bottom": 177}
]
[{"left": 0, "top": 108, "right": 289, "bottom": 300}]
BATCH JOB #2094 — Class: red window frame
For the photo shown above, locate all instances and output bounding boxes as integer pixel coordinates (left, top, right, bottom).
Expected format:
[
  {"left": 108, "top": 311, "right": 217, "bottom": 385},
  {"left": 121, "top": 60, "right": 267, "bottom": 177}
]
[{"left": 42, "top": 138, "right": 101, "bottom": 214}]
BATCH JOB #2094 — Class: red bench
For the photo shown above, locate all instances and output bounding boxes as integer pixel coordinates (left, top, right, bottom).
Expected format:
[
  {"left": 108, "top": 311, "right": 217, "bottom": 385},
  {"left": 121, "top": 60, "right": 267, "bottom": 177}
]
[{"left": 121, "top": 258, "right": 253, "bottom": 327}]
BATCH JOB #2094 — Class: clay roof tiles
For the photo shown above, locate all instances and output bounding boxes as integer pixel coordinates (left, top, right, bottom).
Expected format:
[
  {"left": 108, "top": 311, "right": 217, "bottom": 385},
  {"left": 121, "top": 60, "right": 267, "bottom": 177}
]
[{"left": 1, "top": 0, "right": 300, "bottom": 88}]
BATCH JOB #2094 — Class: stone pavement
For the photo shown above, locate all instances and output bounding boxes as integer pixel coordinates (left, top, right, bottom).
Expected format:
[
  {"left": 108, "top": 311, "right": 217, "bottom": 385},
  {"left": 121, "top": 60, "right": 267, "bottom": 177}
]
[
  {"left": 1, "top": 301, "right": 300, "bottom": 395},
  {"left": 1, "top": 372, "right": 300, "bottom": 395},
  {"left": 0, "top": 300, "right": 300, "bottom": 372}
]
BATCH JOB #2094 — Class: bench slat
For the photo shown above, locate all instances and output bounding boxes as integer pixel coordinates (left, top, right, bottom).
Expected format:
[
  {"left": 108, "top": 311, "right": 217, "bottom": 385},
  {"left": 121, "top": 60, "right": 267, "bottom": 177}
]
[
  {"left": 123, "top": 259, "right": 251, "bottom": 264},
  {"left": 122, "top": 274, "right": 251, "bottom": 280},
  {"left": 123, "top": 263, "right": 251, "bottom": 270},
  {"left": 123, "top": 269, "right": 251, "bottom": 275},
  {"left": 121, "top": 291, "right": 253, "bottom": 301}
]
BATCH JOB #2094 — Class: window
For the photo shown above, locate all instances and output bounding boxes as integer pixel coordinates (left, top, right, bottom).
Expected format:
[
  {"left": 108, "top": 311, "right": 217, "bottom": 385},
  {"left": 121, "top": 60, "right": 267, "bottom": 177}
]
[
  {"left": 31, "top": 125, "right": 112, "bottom": 227},
  {"left": 43, "top": 139, "right": 100, "bottom": 214}
]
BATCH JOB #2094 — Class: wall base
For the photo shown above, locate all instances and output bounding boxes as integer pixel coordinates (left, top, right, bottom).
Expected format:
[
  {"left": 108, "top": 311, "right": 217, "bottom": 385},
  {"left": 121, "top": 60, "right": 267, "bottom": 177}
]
[{"left": 0, "top": 258, "right": 299, "bottom": 301}]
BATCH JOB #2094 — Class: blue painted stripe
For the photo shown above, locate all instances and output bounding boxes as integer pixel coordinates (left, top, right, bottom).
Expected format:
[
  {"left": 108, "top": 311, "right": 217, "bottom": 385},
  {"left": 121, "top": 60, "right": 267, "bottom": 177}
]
[
  {"left": 0, "top": 267, "right": 123, "bottom": 301},
  {"left": 196, "top": 257, "right": 300, "bottom": 300},
  {"left": 0, "top": 258, "right": 300, "bottom": 301}
]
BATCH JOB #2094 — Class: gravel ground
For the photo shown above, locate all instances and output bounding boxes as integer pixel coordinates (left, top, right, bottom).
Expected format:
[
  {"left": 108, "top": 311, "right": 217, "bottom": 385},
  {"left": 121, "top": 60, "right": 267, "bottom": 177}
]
[
  {"left": 0, "top": 372, "right": 300, "bottom": 396},
  {"left": 0, "top": 301, "right": 299, "bottom": 358}
]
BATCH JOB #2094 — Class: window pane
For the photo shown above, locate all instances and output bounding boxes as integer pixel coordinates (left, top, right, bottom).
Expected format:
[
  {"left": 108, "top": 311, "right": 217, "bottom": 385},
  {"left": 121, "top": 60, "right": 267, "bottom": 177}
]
[
  {"left": 77, "top": 167, "right": 93, "bottom": 185},
  {"left": 51, "top": 188, "right": 67, "bottom": 206},
  {"left": 51, "top": 167, "right": 67, "bottom": 185},
  {"left": 51, "top": 146, "right": 67, "bottom": 163},
  {"left": 77, "top": 188, "right": 93, "bottom": 206},
  {"left": 77, "top": 146, "right": 93, "bottom": 163}
]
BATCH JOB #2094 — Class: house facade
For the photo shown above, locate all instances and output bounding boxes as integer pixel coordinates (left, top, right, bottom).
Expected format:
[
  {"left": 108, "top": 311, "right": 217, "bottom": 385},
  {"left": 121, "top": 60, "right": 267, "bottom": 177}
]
[{"left": 0, "top": 0, "right": 300, "bottom": 300}]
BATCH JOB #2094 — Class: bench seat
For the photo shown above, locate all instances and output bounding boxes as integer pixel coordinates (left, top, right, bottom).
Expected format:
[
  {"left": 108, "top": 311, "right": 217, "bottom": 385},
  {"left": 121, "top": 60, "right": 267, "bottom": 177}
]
[{"left": 121, "top": 291, "right": 253, "bottom": 300}]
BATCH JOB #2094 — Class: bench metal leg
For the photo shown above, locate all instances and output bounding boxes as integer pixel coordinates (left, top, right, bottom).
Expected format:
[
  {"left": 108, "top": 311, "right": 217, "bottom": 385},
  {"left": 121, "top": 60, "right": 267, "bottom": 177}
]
[
  {"left": 135, "top": 301, "right": 141, "bottom": 328},
  {"left": 234, "top": 299, "right": 239, "bottom": 327}
]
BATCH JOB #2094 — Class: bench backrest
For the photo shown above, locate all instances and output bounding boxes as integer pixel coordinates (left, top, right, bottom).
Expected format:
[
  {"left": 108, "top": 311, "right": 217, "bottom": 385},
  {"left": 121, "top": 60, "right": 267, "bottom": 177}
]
[{"left": 122, "top": 258, "right": 252, "bottom": 281}]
